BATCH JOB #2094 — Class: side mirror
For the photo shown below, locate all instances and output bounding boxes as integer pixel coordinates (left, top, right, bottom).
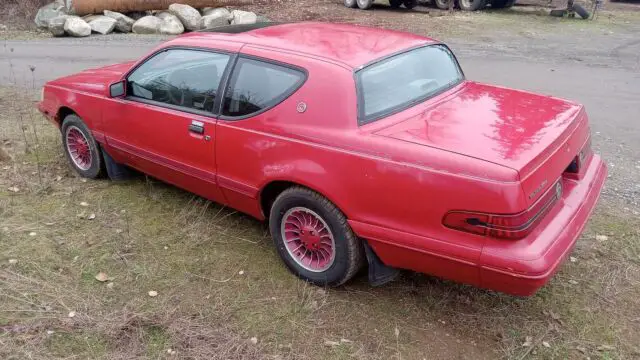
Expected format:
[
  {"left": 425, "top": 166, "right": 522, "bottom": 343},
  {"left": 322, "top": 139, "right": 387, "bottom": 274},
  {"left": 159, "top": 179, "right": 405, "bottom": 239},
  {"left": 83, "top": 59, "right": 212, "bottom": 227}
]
[{"left": 109, "top": 80, "right": 126, "bottom": 98}]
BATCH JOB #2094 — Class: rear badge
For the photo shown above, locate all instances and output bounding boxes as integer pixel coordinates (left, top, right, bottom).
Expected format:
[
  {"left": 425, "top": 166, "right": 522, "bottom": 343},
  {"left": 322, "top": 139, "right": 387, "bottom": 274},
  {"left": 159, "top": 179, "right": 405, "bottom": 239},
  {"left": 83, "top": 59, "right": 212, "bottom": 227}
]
[
  {"left": 296, "top": 102, "right": 307, "bottom": 113},
  {"left": 528, "top": 179, "right": 548, "bottom": 200}
]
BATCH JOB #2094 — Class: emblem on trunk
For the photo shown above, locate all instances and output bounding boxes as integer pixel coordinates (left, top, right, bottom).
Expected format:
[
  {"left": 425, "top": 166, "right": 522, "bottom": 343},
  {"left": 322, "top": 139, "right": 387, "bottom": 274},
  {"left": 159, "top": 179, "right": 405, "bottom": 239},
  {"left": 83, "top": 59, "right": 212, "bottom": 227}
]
[{"left": 528, "top": 180, "right": 548, "bottom": 200}]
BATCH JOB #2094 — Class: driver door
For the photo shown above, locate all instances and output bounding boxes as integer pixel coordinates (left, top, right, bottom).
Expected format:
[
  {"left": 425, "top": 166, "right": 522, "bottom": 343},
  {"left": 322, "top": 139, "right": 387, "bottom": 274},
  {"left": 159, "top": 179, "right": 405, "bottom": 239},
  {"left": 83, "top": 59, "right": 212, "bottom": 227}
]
[{"left": 102, "top": 48, "right": 232, "bottom": 204}]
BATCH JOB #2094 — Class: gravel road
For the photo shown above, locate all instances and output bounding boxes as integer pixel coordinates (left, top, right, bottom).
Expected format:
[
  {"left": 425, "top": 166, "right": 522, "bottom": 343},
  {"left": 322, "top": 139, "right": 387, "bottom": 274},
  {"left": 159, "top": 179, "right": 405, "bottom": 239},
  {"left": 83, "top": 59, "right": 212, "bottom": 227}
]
[{"left": 2, "top": 16, "right": 639, "bottom": 211}]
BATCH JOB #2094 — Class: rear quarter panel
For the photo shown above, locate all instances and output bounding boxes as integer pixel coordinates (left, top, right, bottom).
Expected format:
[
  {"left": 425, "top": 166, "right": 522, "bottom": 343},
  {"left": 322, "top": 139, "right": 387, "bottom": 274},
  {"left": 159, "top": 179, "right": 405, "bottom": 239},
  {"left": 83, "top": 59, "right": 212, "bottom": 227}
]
[{"left": 215, "top": 46, "right": 526, "bottom": 287}]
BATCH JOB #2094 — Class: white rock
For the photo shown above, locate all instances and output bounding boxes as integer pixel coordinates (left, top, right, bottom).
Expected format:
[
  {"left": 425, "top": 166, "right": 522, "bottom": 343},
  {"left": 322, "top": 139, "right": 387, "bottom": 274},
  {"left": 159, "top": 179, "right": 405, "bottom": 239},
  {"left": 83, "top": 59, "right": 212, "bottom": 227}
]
[
  {"left": 88, "top": 15, "right": 117, "bottom": 35},
  {"left": 132, "top": 16, "right": 162, "bottom": 34},
  {"left": 157, "top": 12, "right": 185, "bottom": 35},
  {"left": 103, "top": 10, "right": 135, "bottom": 33},
  {"left": 34, "top": 1, "right": 67, "bottom": 28},
  {"left": 47, "top": 15, "right": 69, "bottom": 36},
  {"left": 230, "top": 10, "right": 257, "bottom": 25},
  {"left": 64, "top": 17, "right": 91, "bottom": 37},
  {"left": 202, "top": 7, "right": 231, "bottom": 19},
  {"left": 200, "top": 13, "right": 229, "bottom": 29},
  {"left": 168, "top": 3, "right": 202, "bottom": 31}
]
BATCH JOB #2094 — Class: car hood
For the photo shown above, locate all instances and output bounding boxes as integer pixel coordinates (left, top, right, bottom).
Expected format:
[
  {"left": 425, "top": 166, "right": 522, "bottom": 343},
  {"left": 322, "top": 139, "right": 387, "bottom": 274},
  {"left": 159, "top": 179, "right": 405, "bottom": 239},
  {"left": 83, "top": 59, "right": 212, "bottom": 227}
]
[{"left": 48, "top": 61, "right": 135, "bottom": 95}]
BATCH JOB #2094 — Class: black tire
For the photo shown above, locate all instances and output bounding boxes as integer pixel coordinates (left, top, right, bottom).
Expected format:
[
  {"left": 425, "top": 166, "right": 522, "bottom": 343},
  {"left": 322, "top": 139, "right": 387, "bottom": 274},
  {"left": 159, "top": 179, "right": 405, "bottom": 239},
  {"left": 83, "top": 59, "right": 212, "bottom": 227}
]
[
  {"left": 459, "top": 0, "right": 486, "bottom": 10},
  {"left": 403, "top": 0, "right": 418, "bottom": 8},
  {"left": 491, "top": 0, "right": 515, "bottom": 8},
  {"left": 357, "top": 0, "right": 374, "bottom": 9},
  {"left": 269, "top": 187, "right": 365, "bottom": 287},
  {"left": 434, "top": 0, "right": 453, "bottom": 9},
  {"left": 344, "top": 0, "right": 358, "bottom": 8},
  {"left": 572, "top": 3, "right": 590, "bottom": 19},
  {"left": 61, "top": 114, "right": 104, "bottom": 179},
  {"left": 389, "top": 0, "right": 402, "bottom": 8}
]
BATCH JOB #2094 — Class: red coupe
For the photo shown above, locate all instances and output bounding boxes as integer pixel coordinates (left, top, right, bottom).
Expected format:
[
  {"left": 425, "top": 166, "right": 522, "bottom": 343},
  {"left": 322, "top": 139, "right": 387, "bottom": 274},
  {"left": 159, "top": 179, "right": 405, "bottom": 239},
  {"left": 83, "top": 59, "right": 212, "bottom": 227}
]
[{"left": 38, "top": 22, "right": 607, "bottom": 296}]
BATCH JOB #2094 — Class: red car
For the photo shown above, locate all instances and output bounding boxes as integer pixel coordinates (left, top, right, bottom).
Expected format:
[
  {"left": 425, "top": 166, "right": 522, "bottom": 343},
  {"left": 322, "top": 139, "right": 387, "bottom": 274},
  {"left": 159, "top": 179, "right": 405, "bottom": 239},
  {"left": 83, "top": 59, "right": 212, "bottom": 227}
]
[{"left": 38, "top": 22, "right": 607, "bottom": 296}]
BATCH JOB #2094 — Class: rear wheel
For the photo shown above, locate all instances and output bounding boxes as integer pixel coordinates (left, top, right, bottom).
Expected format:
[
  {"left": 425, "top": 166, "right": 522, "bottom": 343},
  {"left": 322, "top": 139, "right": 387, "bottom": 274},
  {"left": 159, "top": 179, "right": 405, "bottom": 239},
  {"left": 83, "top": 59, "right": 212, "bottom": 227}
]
[
  {"left": 61, "top": 114, "right": 104, "bottom": 179},
  {"left": 459, "top": 0, "right": 486, "bottom": 10},
  {"left": 389, "top": 0, "right": 402, "bottom": 8},
  {"left": 344, "top": 0, "right": 358, "bottom": 8},
  {"left": 269, "top": 187, "right": 364, "bottom": 286},
  {"left": 572, "top": 3, "right": 590, "bottom": 19},
  {"left": 357, "top": 0, "right": 374, "bottom": 9},
  {"left": 434, "top": 0, "right": 454, "bottom": 9}
]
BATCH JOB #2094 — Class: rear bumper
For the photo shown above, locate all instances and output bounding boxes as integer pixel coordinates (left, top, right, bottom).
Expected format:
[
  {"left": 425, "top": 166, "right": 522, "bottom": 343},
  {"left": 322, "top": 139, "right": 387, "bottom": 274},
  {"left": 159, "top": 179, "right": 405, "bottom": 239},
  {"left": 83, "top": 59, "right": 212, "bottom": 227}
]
[{"left": 479, "top": 155, "right": 607, "bottom": 296}]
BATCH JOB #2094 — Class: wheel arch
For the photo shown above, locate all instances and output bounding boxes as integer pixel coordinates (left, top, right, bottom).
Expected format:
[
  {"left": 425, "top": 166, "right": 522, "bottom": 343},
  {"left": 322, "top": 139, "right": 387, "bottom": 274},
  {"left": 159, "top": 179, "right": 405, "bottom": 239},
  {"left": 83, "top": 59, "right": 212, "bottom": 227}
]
[
  {"left": 55, "top": 106, "right": 78, "bottom": 125},
  {"left": 259, "top": 179, "right": 351, "bottom": 221}
]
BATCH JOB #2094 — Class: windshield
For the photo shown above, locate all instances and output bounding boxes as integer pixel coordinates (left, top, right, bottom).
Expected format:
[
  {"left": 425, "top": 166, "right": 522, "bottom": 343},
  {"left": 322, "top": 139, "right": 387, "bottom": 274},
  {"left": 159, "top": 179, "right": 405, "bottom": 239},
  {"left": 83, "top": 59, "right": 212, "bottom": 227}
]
[{"left": 356, "top": 44, "right": 464, "bottom": 125}]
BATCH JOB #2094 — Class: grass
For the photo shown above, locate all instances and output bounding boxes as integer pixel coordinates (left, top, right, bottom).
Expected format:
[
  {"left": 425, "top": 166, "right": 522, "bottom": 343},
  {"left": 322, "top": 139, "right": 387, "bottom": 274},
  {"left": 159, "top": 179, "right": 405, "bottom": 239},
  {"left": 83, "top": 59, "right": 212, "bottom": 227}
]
[{"left": 1, "top": 44, "right": 639, "bottom": 360}]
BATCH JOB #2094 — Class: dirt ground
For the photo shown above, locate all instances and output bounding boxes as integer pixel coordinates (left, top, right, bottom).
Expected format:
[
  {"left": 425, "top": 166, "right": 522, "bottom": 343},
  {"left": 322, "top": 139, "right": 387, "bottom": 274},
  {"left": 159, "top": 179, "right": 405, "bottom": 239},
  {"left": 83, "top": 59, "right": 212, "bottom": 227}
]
[{"left": 1, "top": 1, "right": 640, "bottom": 359}]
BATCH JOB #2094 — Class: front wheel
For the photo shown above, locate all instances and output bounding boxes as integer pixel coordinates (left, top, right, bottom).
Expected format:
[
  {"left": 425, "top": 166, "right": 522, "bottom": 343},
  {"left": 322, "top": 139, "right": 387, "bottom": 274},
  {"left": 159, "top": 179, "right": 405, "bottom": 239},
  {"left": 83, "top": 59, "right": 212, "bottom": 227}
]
[
  {"left": 344, "top": 0, "right": 358, "bottom": 8},
  {"left": 269, "top": 187, "right": 364, "bottom": 286},
  {"left": 356, "top": 0, "right": 374, "bottom": 9},
  {"left": 61, "top": 114, "right": 104, "bottom": 179},
  {"left": 459, "top": 0, "right": 486, "bottom": 10},
  {"left": 434, "top": 0, "right": 454, "bottom": 9}
]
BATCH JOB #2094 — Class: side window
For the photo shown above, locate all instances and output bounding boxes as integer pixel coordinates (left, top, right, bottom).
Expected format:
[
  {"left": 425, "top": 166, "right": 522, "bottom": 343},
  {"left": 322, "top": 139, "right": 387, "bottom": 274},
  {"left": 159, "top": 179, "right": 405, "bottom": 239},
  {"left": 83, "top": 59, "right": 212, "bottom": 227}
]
[
  {"left": 222, "top": 58, "right": 305, "bottom": 118},
  {"left": 127, "top": 49, "right": 230, "bottom": 112}
]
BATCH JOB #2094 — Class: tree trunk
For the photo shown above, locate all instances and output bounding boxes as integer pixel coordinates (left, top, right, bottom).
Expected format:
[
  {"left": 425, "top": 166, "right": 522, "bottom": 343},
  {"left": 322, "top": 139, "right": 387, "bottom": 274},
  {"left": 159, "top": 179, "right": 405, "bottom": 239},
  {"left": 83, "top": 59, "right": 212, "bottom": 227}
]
[{"left": 65, "top": 0, "right": 252, "bottom": 15}]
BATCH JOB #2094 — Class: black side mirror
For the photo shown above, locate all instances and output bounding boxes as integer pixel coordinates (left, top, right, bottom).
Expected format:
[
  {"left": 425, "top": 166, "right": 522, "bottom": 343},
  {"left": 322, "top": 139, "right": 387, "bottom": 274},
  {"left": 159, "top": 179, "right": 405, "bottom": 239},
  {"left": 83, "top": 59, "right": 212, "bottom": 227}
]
[{"left": 109, "top": 80, "right": 126, "bottom": 98}]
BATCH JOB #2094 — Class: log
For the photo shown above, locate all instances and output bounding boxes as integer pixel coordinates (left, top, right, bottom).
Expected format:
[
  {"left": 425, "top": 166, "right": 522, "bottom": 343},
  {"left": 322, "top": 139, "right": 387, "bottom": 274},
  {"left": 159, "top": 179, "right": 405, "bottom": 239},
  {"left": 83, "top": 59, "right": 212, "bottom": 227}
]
[{"left": 65, "top": 0, "right": 252, "bottom": 16}]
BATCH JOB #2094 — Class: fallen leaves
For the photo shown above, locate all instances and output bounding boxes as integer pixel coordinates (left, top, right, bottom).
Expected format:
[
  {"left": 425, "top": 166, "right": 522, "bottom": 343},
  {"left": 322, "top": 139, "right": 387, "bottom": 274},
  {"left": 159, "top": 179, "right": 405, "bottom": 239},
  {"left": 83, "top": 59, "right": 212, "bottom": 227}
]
[
  {"left": 148, "top": 291, "right": 158, "bottom": 297},
  {"left": 68, "top": 311, "right": 76, "bottom": 318},
  {"left": 7, "top": 186, "right": 19, "bottom": 192},
  {"left": 542, "top": 341, "right": 551, "bottom": 348},
  {"left": 522, "top": 336, "right": 533, "bottom": 347},
  {"left": 595, "top": 234, "right": 609, "bottom": 241},
  {"left": 249, "top": 337, "right": 258, "bottom": 344},
  {"left": 94, "top": 272, "right": 110, "bottom": 282},
  {"left": 8, "top": 259, "right": 17, "bottom": 264}
]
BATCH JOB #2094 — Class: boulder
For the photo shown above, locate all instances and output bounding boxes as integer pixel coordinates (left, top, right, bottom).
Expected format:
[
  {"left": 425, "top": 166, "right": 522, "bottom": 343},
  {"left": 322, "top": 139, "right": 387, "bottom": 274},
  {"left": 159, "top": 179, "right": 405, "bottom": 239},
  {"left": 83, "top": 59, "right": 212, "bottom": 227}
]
[
  {"left": 168, "top": 4, "right": 201, "bottom": 31},
  {"left": 34, "top": 1, "right": 67, "bottom": 28},
  {"left": 157, "top": 12, "right": 184, "bottom": 35},
  {"left": 132, "top": 16, "right": 163, "bottom": 34},
  {"left": 103, "top": 10, "right": 135, "bottom": 33},
  {"left": 230, "top": 10, "right": 257, "bottom": 25},
  {"left": 82, "top": 14, "right": 100, "bottom": 22},
  {"left": 256, "top": 15, "right": 271, "bottom": 23},
  {"left": 200, "top": 13, "right": 229, "bottom": 29},
  {"left": 64, "top": 17, "right": 91, "bottom": 37},
  {"left": 48, "top": 15, "right": 70, "bottom": 36},
  {"left": 202, "top": 7, "right": 231, "bottom": 19},
  {"left": 88, "top": 15, "right": 117, "bottom": 35}
]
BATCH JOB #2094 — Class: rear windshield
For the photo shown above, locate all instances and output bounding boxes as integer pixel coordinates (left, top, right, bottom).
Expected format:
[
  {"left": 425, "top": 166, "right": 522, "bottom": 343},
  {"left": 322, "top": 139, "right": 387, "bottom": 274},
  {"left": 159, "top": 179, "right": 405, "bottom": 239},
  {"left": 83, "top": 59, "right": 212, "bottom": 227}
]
[{"left": 356, "top": 44, "right": 464, "bottom": 125}]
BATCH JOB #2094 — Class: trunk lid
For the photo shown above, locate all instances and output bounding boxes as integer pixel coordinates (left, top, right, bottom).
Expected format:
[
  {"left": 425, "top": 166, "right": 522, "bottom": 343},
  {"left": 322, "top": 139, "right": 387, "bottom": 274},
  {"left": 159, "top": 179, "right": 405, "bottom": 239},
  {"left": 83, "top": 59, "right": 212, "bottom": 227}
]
[{"left": 374, "top": 81, "right": 590, "bottom": 206}]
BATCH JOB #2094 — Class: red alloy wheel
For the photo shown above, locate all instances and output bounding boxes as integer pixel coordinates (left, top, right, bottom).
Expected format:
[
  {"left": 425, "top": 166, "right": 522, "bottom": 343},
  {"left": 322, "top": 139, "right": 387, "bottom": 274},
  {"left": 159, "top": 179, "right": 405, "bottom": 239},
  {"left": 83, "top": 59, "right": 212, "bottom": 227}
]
[
  {"left": 65, "top": 125, "right": 92, "bottom": 171},
  {"left": 281, "top": 207, "right": 336, "bottom": 272}
]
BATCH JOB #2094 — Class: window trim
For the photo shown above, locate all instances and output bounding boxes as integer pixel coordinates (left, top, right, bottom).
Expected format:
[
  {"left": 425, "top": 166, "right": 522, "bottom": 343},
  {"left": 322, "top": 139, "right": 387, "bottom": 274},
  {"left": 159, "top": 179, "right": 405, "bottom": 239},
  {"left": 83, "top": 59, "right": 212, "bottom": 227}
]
[
  {"left": 217, "top": 54, "right": 308, "bottom": 122},
  {"left": 123, "top": 46, "right": 235, "bottom": 117},
  {"left": 355, "top": 43, "right": 466, "bottom": 126}
]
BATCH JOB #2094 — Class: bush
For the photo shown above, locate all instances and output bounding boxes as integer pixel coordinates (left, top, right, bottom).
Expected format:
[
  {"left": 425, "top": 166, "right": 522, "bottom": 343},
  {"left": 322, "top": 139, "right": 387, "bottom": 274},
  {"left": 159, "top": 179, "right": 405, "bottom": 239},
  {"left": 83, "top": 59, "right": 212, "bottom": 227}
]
[{"left": 1, "top": 0, "right": 51, "bottom": 28}]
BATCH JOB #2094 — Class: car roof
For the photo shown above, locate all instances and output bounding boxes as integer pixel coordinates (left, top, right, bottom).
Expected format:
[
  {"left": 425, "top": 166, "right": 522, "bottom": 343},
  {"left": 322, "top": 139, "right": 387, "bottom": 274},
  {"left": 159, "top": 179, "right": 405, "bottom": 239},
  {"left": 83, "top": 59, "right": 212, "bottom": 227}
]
[{"left": 177, "top": 22, "right": 436, "bottom": 69}]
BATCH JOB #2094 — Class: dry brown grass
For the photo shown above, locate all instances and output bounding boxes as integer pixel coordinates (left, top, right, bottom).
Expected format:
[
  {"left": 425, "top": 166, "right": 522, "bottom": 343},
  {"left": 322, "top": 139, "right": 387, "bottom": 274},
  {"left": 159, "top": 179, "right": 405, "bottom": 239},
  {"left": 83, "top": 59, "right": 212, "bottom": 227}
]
[
  {"left": 1, "top": 0, "right": 49, "bottom": 29},
  {"left": 1, "top": 72, "right": 639, "bottom": 359}
]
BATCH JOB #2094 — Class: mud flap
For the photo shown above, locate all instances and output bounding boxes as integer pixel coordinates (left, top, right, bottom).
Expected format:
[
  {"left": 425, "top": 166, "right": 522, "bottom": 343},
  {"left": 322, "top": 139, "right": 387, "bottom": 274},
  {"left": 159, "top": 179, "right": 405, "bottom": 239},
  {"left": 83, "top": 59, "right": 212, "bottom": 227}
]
[
  {"left": 102, "top": 147, "right": 131, "bottom": 181},
  {"left": 363, "top": 242, "right": 400, "bottom": 286}
]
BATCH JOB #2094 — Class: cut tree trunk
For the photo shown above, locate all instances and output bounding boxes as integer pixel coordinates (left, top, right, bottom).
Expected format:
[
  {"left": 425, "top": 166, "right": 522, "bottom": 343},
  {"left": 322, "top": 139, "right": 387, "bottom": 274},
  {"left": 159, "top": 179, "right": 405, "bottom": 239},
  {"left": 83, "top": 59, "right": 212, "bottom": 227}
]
[{"left": 65, "top": 0, "right": 252, "bottom": 16}]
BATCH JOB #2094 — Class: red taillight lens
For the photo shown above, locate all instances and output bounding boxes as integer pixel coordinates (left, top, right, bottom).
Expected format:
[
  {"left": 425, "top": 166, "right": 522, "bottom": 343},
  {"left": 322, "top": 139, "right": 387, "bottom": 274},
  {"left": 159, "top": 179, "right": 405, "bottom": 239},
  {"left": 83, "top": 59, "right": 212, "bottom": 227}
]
[{"left": 443, "top": 181, "right": 563, "bottom": 240}]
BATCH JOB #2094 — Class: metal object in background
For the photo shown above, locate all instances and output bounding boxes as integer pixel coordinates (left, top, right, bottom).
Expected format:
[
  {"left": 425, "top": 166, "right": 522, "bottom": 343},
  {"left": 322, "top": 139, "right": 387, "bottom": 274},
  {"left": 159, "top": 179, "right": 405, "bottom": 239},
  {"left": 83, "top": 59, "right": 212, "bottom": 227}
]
[{"left": 64, "top": 0, "right": 252, "bottom": 15}]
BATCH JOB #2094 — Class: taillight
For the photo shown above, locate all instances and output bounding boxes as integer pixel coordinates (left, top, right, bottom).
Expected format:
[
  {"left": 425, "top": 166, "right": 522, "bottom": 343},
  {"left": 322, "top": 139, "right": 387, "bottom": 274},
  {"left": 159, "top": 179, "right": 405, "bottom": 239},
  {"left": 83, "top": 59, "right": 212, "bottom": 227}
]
[{"left": 443, "top": 181, "right": 562, "bottom": 240}]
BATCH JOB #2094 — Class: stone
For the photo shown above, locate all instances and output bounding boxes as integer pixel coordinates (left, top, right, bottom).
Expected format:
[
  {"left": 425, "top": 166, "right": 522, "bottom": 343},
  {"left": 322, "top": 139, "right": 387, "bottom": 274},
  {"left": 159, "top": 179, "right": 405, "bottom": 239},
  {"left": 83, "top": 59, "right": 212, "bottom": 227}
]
[
  {"left": 82, "top": 14, "right": 100, "bottom": 23},
  {"left": 64, "top": 17, "right": 91, "bottom": 37},
  {"left": 132, "top": 16, "right": 162, "bottom": 34},
  {"left": 104, "top": 10, "right": 135, "bottom": 33},
  {"left": 200, "top": 13, "right": 229, "bottom": 29},
  {"left": 34, "top": 1, "right": 67, "bottom": 28},
  {"left": 230, "top": 10, "right": 257, "bottom": 25},
  {"left": 88, "top": 15, "right": 117, "bottom": 35},
  {"left": 157, "top": 12, "right": 185, "bottom": 35},
  {"left": 202, "top": 7, "right": 231, "bottom": 19},
  {"left": 47, "top": 15, "right": 70, "bottom": 37},
  {"left": 168, "top": 3, "right": 202, "bottom": 31}
]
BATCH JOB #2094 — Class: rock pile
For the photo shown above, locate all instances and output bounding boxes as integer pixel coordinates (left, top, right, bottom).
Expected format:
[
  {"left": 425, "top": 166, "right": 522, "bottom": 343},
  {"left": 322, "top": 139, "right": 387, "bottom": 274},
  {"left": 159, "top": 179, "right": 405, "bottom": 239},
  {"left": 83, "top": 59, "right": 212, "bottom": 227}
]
[{"left": 35, "top": 2, "right": 264, "bottom": 37}]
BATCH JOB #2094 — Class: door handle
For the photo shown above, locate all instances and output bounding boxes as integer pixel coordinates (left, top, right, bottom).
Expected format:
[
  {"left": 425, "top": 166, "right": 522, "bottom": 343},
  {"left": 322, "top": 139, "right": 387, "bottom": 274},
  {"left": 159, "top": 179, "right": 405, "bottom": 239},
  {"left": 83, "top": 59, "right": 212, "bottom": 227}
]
[{"left": 189, "top": 120, "right": 205, "bottom": 135}]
